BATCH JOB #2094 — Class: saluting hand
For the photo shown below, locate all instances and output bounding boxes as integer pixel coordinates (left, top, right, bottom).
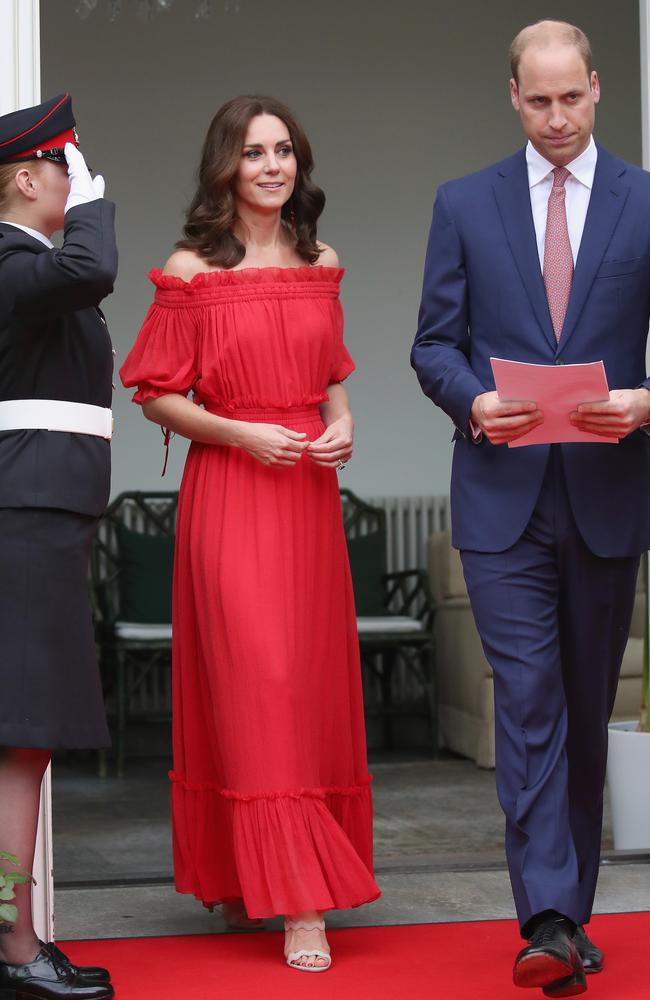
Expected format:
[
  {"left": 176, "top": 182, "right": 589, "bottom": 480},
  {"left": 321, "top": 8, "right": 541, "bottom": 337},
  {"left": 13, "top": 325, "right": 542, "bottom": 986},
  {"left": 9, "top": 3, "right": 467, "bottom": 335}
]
[{"left": 64, "top": 142, "right": 105, "bottom": 212}]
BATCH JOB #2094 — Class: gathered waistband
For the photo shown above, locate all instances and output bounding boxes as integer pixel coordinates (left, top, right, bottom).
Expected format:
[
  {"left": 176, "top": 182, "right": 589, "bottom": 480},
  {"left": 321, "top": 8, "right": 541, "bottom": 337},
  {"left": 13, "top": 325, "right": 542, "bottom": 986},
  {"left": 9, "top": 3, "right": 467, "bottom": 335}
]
[{"left": 209, "top": 404, "right": 322, "bottom": 422}]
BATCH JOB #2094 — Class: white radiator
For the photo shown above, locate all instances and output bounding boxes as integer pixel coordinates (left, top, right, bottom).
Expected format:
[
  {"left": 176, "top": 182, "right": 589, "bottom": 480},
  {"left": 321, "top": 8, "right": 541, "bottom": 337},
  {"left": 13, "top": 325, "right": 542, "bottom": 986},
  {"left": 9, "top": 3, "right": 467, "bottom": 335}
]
[{"left": 368, "top": 495, "right": 450, "bottom": 572}]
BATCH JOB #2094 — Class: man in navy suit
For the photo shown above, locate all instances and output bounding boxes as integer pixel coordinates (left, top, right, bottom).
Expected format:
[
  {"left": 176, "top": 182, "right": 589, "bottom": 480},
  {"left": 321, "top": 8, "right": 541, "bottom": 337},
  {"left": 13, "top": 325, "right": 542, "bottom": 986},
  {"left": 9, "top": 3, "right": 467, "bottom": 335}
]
[{"left": 412, "top": 20, "right": 650, "bottom": 997}]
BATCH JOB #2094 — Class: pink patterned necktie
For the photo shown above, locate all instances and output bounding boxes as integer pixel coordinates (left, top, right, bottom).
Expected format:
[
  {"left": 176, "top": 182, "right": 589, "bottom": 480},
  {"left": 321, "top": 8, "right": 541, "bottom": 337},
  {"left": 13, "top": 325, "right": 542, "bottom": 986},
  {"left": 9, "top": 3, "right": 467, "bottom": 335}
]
[{"left": 543, "top": 166, "right": 573, "bottom": 342}]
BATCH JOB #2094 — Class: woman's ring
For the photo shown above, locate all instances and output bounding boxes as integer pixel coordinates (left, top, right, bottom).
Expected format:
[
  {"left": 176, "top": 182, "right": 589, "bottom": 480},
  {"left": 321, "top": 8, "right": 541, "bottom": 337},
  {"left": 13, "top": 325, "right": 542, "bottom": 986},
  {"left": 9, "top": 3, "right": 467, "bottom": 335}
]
[{"left": 337, "top": 460, "right": 347, "bottom": 471}]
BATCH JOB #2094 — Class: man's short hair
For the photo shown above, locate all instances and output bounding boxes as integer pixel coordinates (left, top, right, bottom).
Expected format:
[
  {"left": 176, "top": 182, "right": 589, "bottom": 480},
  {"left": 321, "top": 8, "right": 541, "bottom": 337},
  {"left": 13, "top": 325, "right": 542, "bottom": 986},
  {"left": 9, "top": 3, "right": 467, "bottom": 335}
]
[{"left": 510, "top": 20, "right": 593, "bottom": 84}]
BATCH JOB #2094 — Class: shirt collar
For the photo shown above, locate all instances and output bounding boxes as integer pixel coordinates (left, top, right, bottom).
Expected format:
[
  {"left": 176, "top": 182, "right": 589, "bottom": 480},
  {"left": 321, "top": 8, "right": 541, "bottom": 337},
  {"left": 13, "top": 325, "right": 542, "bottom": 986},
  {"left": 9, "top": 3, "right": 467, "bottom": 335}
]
[
  {"left": 526, "top": 135, "right": 597, "bottom": 190},
  {"left": 0, "top": 221, "right": 53, "bottom": 248}
]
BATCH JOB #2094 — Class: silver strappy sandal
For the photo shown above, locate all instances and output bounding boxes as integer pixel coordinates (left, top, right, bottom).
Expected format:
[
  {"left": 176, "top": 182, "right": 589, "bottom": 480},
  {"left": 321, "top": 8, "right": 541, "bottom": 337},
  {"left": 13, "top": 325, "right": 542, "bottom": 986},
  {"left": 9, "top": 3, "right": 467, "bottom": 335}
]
[{"left": 284, "top": 917, "right": 331, "bottom": 972}]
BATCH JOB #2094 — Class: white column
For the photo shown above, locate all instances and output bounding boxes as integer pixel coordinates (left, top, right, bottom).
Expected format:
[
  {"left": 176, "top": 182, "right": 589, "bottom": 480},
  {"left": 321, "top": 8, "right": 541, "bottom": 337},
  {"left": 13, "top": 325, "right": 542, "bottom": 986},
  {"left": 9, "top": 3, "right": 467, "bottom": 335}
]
[
  {"left": 32, "top": 772, "right": 54, "bottom": 943},
  {"left": 0, "top": 0, "right": 52, "bottom": 945},
  {"left": 643, "top": 1, "right": 650, "bottom": 740},
  {"left": 0, "top": 0, "right": 40, "bottom": 115},
  {"left": 642, "top": 0, "right": 650, "bottom": 169}
]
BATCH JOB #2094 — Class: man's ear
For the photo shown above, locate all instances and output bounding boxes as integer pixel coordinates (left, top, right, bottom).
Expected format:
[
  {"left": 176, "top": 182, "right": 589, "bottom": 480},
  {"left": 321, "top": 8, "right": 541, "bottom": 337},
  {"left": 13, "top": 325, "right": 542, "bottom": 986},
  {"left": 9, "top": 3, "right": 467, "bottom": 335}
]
[
  {"left": 509, "top": 78, "right": 520, "bottom": 112},
  {"left": 590, "top": 70, "right": 601, "bottom": 105},
  {"left": 13, "top": 167, "right": 38, "bottom": 202}
]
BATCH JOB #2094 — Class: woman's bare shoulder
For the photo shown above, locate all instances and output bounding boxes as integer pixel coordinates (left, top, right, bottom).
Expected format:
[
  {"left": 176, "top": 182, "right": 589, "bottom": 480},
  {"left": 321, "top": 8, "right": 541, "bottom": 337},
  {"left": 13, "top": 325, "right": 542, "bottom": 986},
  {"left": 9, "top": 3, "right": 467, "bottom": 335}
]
[
  {"left": 162, "top": 249, "right": 216, "bottom": 280},
  {"left": 316, "top": 243, "right": 340, "bottom": 267}
]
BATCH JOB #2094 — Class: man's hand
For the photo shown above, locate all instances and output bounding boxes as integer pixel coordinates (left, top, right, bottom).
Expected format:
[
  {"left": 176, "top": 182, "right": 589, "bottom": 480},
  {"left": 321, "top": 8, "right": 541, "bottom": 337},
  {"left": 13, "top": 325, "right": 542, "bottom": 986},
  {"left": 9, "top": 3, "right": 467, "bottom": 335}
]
[
  {"left": 470, "top": 391, "right": 543, "bottom": 445},
  {"left": 64, "top": 142, "right": 105, "bottom": 213},
  {"left": 570, "top": 388, "right": 650, "bottom": 439}
]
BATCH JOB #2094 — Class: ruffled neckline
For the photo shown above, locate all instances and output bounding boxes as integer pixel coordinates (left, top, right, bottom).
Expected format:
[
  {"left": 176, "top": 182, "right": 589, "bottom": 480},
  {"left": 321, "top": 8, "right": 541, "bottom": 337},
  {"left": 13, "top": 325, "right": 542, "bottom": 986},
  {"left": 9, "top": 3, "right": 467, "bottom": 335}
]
[{"left": 149, "top": 265, "right": 344, "bottom": 290}]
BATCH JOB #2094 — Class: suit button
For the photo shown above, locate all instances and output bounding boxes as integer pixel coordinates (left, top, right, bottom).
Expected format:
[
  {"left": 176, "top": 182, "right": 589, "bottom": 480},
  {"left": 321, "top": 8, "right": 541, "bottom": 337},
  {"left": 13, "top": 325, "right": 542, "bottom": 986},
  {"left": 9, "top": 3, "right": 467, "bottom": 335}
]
[{"left": 555, "top": 359, "right": 565, "bottom": 365}]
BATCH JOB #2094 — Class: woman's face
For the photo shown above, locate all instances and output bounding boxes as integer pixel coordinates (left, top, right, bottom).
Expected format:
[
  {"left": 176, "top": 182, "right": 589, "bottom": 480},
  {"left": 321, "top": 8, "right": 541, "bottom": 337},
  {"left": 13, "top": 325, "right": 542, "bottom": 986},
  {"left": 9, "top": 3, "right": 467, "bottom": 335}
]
[{"left": 234, "top": 114, "right": 297, "bottom": 215}]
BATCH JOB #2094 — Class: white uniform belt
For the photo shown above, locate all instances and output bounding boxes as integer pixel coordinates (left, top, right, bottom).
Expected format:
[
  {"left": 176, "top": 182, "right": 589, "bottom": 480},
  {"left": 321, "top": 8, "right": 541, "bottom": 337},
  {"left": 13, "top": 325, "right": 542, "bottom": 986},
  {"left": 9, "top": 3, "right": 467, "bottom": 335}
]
[{"left": 0, "top": 400, "right": 113, "bottom": 440}]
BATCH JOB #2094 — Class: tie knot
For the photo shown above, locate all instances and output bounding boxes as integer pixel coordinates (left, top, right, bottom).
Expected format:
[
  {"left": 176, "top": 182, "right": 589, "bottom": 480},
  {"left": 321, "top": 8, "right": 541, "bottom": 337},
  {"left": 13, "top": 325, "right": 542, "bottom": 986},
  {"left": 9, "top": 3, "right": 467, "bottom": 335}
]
[{"left": 552, "top": 166, "right": 571, "bottom": 188}]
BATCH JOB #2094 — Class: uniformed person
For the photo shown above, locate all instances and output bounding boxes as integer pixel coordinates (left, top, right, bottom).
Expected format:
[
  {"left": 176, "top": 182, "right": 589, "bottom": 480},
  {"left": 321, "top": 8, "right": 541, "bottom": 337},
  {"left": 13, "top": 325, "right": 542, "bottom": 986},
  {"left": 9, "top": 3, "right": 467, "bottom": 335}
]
[{"left": 0, "top": 94, "right": 116, "bottom": 999}]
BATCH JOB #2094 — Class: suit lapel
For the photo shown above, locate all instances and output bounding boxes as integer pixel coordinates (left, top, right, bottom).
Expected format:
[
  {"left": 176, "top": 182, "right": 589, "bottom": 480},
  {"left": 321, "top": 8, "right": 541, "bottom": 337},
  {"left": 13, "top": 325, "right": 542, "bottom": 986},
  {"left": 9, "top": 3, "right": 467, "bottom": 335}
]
[
  {"left": 557, "top": 147, "right": 629, "bottom": 352},
  {"left": 492, "top": 150, "right": 557, "bottom": 351}
]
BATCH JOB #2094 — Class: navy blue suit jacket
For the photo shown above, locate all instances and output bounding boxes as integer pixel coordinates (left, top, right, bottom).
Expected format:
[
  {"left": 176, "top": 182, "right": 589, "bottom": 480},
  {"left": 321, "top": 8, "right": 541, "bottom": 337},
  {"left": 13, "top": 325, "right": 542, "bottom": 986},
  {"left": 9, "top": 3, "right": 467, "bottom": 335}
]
[{"left": 411, "top": 144, "right": 650, "bottom": 557}]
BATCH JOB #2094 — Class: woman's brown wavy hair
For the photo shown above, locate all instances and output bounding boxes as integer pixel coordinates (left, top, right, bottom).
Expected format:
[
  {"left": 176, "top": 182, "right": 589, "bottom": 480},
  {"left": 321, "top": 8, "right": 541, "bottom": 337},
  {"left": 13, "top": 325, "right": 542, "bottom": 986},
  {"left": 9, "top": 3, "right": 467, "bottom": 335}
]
[{"left": 177, "top": 95, "right": 326, "bottom": 268}]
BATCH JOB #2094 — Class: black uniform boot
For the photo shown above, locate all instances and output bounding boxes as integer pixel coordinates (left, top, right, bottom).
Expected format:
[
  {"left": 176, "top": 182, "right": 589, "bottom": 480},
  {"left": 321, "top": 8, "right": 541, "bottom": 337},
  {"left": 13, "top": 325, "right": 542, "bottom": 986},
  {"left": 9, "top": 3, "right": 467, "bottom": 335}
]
[{"left": 0, "top": 944, "right": 114, "bottom": 999}]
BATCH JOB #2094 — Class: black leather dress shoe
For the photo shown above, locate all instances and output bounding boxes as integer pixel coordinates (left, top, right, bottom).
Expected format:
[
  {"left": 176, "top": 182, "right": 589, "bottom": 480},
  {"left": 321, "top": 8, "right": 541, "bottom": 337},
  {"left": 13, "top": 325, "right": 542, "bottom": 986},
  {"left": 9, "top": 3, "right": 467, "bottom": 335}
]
[
  {"left": 542, "top": 969, "right": 588, "bottom": 998},
  {"left": 574, "top": 925, "right": 604, "bottom": 973},
  {"left": 40, "top": 945, "right": 110, "bottom": 985},
  {"left": 513, "top": 919, "right": 586, "bottom": 995},
  {"left": 0, "top": 945, "right": 114, "bottom": 999}
]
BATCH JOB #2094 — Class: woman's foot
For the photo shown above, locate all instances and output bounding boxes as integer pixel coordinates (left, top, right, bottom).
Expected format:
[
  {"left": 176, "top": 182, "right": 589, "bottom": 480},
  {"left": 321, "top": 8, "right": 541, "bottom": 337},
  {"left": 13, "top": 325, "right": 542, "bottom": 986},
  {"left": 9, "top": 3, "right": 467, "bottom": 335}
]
[
  {"left": 222, "top": 899, "right": 264, "bottom": 931},
  {"left": 284, "top": 911, "right": 331, "bottom": 972}
]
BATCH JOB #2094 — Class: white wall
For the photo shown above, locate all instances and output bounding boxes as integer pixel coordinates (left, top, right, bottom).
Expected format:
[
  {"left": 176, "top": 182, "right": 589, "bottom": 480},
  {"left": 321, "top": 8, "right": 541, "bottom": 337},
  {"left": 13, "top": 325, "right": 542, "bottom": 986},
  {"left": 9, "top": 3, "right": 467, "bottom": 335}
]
[{"left": 40, "top": 0, "right": 641, "bottom": 498}]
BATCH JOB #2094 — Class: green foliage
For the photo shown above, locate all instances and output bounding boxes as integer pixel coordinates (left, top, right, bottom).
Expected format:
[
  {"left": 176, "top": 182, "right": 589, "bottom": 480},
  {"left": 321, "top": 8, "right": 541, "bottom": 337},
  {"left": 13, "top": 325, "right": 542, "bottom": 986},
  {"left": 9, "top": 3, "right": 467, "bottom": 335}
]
[
  {"left": 0, "top": 903, "right": 17, "bottom": 923},
  {"left": 0, "top": 854, "right": 34, "bottom": 926}
]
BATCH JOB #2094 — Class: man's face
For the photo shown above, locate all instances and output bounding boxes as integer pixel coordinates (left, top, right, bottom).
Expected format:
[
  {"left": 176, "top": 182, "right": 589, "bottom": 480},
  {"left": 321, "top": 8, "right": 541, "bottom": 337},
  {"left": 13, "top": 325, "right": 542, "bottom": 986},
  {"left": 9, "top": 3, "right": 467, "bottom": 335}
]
[{"left": 510, "top": 43, "right": 599, "bottom": 166}]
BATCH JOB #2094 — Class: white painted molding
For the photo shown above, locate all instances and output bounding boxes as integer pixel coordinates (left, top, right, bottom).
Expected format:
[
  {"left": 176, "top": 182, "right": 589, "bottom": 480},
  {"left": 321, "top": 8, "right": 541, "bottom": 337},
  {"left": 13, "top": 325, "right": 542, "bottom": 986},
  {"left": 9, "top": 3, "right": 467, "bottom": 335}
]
[
  {"left": 32, "top": 768, "right": 55, "bottom": 943},
  {"left": 0, "top": 0, "right": 51, "bottom": 944},
  {"left": 0, "top": 0, "right": 41, "bottom": 115},
  {"left": 641, "top": 0, "right": 650, "bottom": 168}
]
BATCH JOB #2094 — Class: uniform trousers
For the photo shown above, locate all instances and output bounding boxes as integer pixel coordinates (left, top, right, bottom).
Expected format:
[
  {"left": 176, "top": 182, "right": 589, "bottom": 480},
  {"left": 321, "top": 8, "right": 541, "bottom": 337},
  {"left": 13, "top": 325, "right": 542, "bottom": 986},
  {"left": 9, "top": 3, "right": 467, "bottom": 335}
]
[{"left": 460, "top": 447, "right": 639, "bottom": 932}]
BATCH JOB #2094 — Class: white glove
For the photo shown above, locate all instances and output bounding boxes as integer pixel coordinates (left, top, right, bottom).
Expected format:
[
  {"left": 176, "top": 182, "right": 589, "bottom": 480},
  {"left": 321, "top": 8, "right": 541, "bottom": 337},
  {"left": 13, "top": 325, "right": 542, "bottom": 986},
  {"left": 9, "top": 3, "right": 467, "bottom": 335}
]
[{"left": 64, "top": 142, "right": 105, "bottom": 212}]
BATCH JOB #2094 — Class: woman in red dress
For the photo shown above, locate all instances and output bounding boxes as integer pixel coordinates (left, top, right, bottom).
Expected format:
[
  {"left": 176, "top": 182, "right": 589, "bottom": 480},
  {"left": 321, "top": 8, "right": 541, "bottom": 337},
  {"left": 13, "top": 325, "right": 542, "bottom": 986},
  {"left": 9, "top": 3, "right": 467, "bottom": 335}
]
[{"left": 120, "top": 96, "right": 380, "bottom": 971}]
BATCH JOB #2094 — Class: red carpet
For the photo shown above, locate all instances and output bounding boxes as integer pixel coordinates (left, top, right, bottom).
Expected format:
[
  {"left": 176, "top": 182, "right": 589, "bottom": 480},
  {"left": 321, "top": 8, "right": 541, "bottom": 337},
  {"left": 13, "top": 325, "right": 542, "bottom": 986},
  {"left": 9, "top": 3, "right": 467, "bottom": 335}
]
[{"left": 61, "top": 912, "right": 650, "bottom": 1000}]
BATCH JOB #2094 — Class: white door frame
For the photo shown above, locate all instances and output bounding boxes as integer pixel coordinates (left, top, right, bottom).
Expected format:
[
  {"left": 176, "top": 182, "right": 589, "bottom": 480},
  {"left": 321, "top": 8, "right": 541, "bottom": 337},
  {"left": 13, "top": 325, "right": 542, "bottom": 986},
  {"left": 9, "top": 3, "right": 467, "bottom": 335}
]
[
  {"left": 641, "top": 0, "right": 650, "bottom": 170},
  {"left": 0, "top": 0, "right": 40, "bottom": 116},
  {"left": 0, "top": 0, "right": 53, "bottom": 945}
]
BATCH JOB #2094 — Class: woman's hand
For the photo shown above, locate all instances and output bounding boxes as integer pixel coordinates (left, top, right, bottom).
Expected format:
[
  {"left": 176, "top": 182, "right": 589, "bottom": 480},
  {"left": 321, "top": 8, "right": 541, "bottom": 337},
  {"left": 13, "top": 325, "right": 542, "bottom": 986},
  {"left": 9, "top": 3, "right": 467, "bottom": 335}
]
[
  {"left": 237, "top": 423, "right": 309, "bottom": 467},
  {"left": 307, "top": 414, "right": 354, "bottom": 467}
]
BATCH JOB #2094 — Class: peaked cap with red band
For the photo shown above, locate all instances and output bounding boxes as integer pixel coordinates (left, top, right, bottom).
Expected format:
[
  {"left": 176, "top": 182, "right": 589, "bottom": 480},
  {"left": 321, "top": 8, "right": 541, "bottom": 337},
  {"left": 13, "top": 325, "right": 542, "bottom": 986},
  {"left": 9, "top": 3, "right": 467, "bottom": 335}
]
[{"left": 0, "top": 93, "right": 78, "bottom": 165}]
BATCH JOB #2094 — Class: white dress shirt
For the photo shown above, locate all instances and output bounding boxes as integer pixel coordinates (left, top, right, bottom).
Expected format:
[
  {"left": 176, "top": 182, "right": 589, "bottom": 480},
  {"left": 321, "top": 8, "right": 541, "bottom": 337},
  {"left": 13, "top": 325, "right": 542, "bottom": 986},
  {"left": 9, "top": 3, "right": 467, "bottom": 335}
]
[
  {"left": 0, "top": 220, "right": 53, "bottom": 249},
  {"left": 526, "top": 135, "right": 597, "bottom": 270},
  {"left": 469, "top": 136, "right": 599, "bottom": 441}
]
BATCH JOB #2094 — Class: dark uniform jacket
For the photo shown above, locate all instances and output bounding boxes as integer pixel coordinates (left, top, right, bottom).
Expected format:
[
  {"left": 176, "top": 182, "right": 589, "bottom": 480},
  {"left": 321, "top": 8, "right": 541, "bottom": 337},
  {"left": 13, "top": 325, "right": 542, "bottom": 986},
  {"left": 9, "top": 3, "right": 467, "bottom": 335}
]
[{"left": 0, "top": 200, "right": 118, "bottom": 516}]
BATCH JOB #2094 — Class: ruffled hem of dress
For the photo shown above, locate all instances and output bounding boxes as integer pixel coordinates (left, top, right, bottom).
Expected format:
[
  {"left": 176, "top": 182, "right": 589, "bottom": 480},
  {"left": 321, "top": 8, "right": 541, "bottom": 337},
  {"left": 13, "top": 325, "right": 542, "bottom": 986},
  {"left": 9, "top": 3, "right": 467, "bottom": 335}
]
[
  {"left": 170, "top": 774, "right": 380, "bottom": 917},
  {"left": 149, "top": 265, "right": 344, "bottom": 291}
]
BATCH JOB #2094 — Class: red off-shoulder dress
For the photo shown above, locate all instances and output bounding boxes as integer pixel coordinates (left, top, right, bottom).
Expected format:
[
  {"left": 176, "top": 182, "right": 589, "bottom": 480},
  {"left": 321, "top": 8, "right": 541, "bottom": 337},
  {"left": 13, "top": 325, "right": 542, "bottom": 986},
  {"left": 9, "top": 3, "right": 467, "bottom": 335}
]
[{"left": 120, "top": 266, "right": 380, "bottom": 917}]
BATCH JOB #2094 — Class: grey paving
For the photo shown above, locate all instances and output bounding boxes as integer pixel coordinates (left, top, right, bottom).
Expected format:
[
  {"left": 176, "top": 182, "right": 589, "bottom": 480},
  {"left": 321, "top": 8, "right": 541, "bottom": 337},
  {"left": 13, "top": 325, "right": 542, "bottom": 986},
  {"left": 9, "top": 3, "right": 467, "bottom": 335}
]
[
  {"left": 52, "top": 754, "right": 613, "bottom": 882},
  {"left": 51, "top": 748, "right": 633, "bottom": 944},
  {"left": 55, "top": 863, "right": 650, "bottom": 941}
]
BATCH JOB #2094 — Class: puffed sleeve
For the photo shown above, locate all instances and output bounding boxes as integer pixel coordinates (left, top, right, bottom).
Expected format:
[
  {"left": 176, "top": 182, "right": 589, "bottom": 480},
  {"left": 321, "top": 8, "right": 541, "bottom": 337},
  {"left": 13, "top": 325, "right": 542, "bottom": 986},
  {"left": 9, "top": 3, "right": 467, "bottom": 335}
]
[
  {"left": 119, "top": 270, "right": 201, "bottom": 404},
  {"left": 330, "top": 298, "right": 355, "bottom": 383}
]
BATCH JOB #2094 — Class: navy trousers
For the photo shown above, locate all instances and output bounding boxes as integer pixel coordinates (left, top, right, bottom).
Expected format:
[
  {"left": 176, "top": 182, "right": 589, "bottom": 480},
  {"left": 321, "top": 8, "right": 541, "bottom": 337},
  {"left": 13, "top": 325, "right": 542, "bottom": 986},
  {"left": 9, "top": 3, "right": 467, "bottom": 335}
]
[{"left": 460, "top": 448, "right": 639, "bottom": 932}]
